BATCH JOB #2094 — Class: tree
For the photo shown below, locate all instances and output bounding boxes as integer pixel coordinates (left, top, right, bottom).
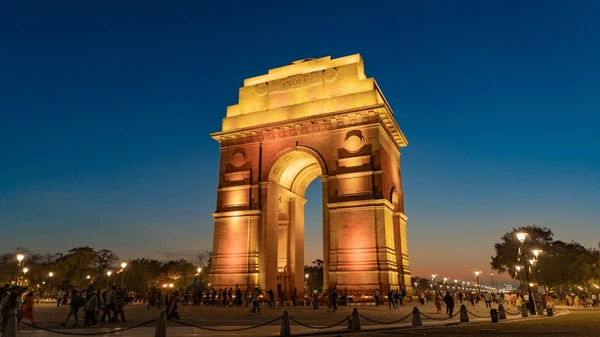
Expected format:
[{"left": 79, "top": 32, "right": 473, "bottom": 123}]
[
  {"left": 122, "top": 258, "right": 163, "bottom": 293},
  {"left": 304, "top": 259, "right": 323, "bottom": 294},
  {"left": 161, "top": 259, "right": 196, "bottom": 291},
  {"left": 491, "top": 226, "right": 600, "bottom": 291},
  {"left": 490, "top": 225, "right": 554, "bottom": 277},
  {"left": 50, "top": 247, "right": 119, "bottom": 291}
]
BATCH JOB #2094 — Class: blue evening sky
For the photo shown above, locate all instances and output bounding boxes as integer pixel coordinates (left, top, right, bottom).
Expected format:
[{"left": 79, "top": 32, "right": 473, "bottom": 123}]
[{"left": 1, "top": 1, "right": 599, "bottom": 284}]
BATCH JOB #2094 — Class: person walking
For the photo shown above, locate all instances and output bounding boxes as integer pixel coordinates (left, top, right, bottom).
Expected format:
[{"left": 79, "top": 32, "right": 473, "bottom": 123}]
[
  {"left": 331, "top": 289, "right": 338, "bottom": 312},
  {"left": 19, "top": 291, "right": 37, "bottom": 326},
  {"left": 444, "top": 291, "right": 455, "bottom": 318},
  {"left": 0, "top": 290, "right": 21, "bottom": 333},
  {"left": 250, "top": 287, "right": 261, "bottom": 315},
  {"left": 83, "top": 290, "right": 99, "bottom": 327},
  {"left": 167, "top": 291, "right": 180, "bottom": 320},
  {"left": 60, "top": 290, "right": 82, "bottom": 326}
]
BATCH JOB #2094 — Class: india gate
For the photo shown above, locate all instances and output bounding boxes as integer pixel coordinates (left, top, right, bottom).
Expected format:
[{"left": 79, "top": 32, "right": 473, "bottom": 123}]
[{"left": 209, "top": 54, "right": 410, "bottom": 297}]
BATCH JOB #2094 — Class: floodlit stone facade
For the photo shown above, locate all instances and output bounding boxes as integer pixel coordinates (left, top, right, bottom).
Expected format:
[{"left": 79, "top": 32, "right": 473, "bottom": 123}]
[{"left": 210, "top": 54, "right": 410, "bottom": 297}]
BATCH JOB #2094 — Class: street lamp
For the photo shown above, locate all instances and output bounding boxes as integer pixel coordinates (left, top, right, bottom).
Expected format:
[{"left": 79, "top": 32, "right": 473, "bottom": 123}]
[
  {"left": 15, "top": 254, "right": 25, "bottom": 284},
  {"left": 432, "top": 274, "right": 437, "bottom": 286},
  {"left": 490, "top": 273, "right": 496, "bottom": 291},
  {"left": 21, "top": 267, "right": 29, "bottom": 286},
  {"left": 106, "top": 271, "right": 112, "bottom": 288},
  {"left": 120, "top": 262, "right": 127, "bottom": 288},
  {"left": 516, "top": 232, "right": 536, "bottom": 314}
]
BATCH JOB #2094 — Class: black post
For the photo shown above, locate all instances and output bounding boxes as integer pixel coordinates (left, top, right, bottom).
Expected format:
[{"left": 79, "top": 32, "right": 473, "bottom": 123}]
[{"left": 522, "top": 248, "right": 536, "bottom": 314}]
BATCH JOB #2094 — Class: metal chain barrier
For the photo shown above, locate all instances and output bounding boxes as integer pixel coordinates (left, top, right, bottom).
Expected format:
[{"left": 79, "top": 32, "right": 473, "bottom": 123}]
[
  {"left": 358, "top": 311, "right": 412, "bottom": 324},
  {"left": 504, "top": 308, "right": 521, "bottom": 316},
  {"left": 289, "top": 314, "right": 351, "bottom": 329},
  {"left": 171, "top": 316, "right": 281, "bottom": 332},
  {"left": 20, "top": 318, "right": 157, "bottom": 336},
  {"left": 466, "top": 309, "right": 491, "bottom": 319},
  {"left": 420, "top": 310, "right": 461, "bottom": 321}
]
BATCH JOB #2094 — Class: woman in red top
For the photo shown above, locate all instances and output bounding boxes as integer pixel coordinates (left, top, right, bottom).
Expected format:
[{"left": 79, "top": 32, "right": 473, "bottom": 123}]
[{"left": 20, "top": 292, "right": 37, "bottom": 325}]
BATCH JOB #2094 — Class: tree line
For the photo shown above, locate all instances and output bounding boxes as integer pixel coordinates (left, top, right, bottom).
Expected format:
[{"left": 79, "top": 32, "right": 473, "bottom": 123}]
[
  {"left": 491, "top": 225, "right": 600, "bottom": 295},
  {"left": 1, "top": 246, "right": 210, "bottom": 294}
]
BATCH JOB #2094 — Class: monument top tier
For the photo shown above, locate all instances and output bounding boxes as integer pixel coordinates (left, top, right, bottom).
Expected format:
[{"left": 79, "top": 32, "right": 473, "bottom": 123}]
[{"left": 215, "top": 54, "right": 406, "bottom": 148}]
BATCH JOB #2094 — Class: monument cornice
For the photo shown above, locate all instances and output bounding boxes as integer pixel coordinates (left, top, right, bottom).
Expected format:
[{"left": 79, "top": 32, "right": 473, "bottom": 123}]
[{"left": 211, "top": 105, "right": 407, "bottom": 148}]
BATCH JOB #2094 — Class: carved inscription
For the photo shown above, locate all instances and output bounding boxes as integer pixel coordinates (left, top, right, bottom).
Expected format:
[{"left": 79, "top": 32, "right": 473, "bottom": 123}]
[{"left": 268, "top": 71, "right": 323, "bottom": 93}]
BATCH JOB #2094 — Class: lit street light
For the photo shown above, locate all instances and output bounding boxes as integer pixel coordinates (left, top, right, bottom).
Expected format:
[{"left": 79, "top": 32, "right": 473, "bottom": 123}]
[
  {"left": 120, "top": 262, "right": 127, "bottom": 288},
  {"left": 474, "top": 271, "right": 481, "bottom": 293},
  {"left": 15, "top": 254, "right": 25, "bottom": 284},
  {"left": 517, "top": 232, "right": 536, "bottom": 314},
  {"left": 490, "top": 272, "right": 496, "bottom": 291},
  {"left": 106, "top": 270, "right": 112, "bottom": 288}
]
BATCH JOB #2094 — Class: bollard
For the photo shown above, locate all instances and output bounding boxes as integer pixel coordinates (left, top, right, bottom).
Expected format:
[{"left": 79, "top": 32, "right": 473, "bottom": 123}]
[
  {"left": 155, "top": 311, "right": 167, "bottom": 337},
  {"left": 412, "top": 307, "right": 422, "bottom": 326},
  {"left": 490, "top": 309, "right": 498, "bottom": 323},
  {"left": 521, "top": 305, "right": 529, "bottom": 317},
  {"left": 280, "top": 311, "right": 291, "bottom": 336},
  {"left": 536, "top": 302, "right": 544, "bottom": 315},
  {"left": 3, "top": 314, "right": 17, "bottom": 337},
  {"left": 498, "top": 304, "right": 507, "bottom": 320},
  {"left": 459, "top": 304, "right": 469, "bottom": 323},
  {"left": 348, "top": 308, "right": 361, "bottom": 330}
]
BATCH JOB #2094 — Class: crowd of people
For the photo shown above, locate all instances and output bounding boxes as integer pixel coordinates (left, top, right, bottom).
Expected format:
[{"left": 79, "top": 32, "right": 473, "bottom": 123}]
[{"left": 2, "top": 281, "right": 599, "bottom": 333}]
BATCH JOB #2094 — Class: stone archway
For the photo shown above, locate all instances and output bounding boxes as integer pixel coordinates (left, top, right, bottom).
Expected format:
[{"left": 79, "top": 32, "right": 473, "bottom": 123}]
[{"left": 209, "top": 54, "right": 411, "bottom": 298}]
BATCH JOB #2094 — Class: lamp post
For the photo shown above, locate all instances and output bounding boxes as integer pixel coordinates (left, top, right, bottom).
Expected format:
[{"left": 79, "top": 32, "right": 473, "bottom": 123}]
[
  {"left": 106, "top": 271, "right": 112, "bottom": 289},
  {"left": 15, "top": 254, "right": 25, "bottom": 284},
  {"left": 120, "top": 262, "right": 127, "bottom": 288},
  {"left": 22, "top": 267, "right": 29, "bottom": 286},
  {"left": 474, "top": 271, "right": 481, "bottom": 293},
  {"left": 432, "top": 274, "right": 437, "bottom": 287},
  {"left": 517, "top": 232, "right": 536, "bottom": 314},
  {"left": 515, "top": 266, "right": 523, "bottom": 291},
  {"left": 490, "top": 273, "right": 496, "bottom": 291},
  {"left": 48, "top": 272, "right": 54, "bottom": 293}
]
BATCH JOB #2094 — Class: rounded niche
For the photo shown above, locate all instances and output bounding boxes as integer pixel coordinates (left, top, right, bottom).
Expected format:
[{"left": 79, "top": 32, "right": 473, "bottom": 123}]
[
  {"left": 344, "top": 132, "right": 364, "bottom": 153},
  {"left": 230, "top": 152, "right": 246, "bottom": 167},
  {"left": 255, "top": 82, "right": 268, "bottom": 96},
  {"left": 323, "top": 68, "right": 337, "bottom": 82}
]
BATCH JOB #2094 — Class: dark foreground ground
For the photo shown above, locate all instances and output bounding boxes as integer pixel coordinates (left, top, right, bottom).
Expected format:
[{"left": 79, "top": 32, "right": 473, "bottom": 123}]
[
  {"left": 13, "top": 300, "right": 599, "bottom": 336},
  {"left": 343, "top": 309, "right": 600, "bottom": 337}
]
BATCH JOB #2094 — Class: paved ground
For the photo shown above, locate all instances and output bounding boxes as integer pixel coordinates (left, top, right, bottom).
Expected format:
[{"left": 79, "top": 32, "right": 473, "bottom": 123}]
[
  {"left": 343, "top": 308, "right": 600, "bottom": 337},
  {"left": 11, "top": 300, "right": 583, "bottom": 336}
]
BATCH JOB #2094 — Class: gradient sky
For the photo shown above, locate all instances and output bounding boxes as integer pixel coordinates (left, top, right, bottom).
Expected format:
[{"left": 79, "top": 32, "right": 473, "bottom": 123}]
[{"left": 1, "top": 1, "right": 599, "bottom": 286}]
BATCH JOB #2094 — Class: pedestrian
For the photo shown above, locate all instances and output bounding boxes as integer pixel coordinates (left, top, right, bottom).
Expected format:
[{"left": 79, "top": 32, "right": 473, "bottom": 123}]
[
  {"left": 1, "top": 290, "right": 21, "bottom": 333},
  {"left": 331, "top": 289, "right": 338, "bottom": 312},
  {"left": 83, "top": 290, "right": 99, "bottom": 327},
  {"left": 167, "top": 291, "right": 180, "bottom": 320},
  {"left": 60, "top": 290, "right": 82, "bottom": 326},
  {"left": 250, "top": 287, "right": 261, "bottom": 315},
  {"left": 57, "top": 289, "right": 65, "bottom": 307},
  {"left": 444, "top": 292, "right": 455, "bottom": 317}
]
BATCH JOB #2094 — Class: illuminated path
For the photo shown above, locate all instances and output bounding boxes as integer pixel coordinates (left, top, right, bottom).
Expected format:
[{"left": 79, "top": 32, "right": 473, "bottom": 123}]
[{"left": 16, "top": 301, "right": 570, "bottom": 336}]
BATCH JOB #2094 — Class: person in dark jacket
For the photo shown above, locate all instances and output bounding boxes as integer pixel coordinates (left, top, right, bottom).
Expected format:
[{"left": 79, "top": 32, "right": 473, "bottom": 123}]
[{"left": 443, "top": 292, "right": 455, "bottom": 317}]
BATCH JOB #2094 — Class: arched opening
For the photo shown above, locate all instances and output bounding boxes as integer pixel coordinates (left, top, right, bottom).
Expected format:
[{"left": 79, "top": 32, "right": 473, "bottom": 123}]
[
  {"left": 304, "top": 178, "right": 323, "bottom": 292},
  {"left": 268, "top": 150, "right": 324, "bottom": 296}
]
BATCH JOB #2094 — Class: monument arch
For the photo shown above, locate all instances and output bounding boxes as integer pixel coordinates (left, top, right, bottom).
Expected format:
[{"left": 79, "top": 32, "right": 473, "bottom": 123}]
[{"left": 210, "top": 54, "right": 411, "bottom": 297}]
